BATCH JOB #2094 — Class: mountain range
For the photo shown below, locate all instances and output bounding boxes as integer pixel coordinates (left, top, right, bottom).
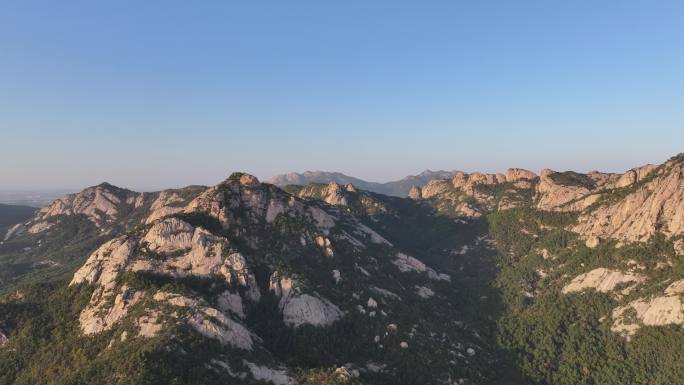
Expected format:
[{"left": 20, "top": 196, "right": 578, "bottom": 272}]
[
  {"left": 267, "top": 170, "right": 456, "bottom": 197},
  {"left": 1, "top": 154, "right": 683, "bottom": 384}
]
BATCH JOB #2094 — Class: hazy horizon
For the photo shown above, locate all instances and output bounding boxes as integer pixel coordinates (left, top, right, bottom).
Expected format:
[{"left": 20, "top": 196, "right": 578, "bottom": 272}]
[
  {"left": 0, "top": 151, "right": 678, "bottom": 193},
  {"left": 2, "top": 1, "right": 683, "bottom": 190}
]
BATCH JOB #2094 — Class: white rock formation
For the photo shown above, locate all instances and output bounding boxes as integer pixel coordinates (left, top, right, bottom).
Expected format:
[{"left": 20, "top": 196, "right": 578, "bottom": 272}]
[
  {"left": 154, "top": 291, "right": 255, "bottom": 350},
  {"left": 562, "top": 268, "right": 645, "bottom": 294},
  {"left": 71, "top": 237, "right": 138, "bottom": 290},
  {"left": 612, "top": 295, "right": 684, "bottom": 336},
  {"left": 188, "top": 307, "right": 254, "bottom": 350},
  {"left": 145, "top": 191, "right": 185, "bottom": 223},
  {"left": 136, "top": 310, "right": 163, "bottom": 337},
  {"left": 79, "top": 285, "right": 144, "bottom": 335},
  {"left": 393, "top": 252, "right": 449, "bottom": 281},
  {"left": 281, "top": 294, "right": 343, "bottom": 327},
  {"left": 269, "top": 273, "right": 343, "bottom": 327},
  {"left": 243, "top": 361, "right": 295, "bottom": 385},
  {"left": 3, "top": 223, "right": 26, "bottom": 241},
  {"left": 415, "top": 286, "right": 435, "bottom": 299}
]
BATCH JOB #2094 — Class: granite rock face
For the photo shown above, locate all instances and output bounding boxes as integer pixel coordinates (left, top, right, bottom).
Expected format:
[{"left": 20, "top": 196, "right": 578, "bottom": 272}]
[
  {"left": 562, "top": 268, "right": 645, "bottom": 294},
  {"left": 573, "top": 159, "right": 684, "bottom": 243}
]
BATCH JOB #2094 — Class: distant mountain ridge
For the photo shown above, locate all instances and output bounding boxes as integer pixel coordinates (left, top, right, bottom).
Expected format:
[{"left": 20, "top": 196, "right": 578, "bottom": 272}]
[{"left": 267, "top": 169, "right": 456, "bottom": 197}]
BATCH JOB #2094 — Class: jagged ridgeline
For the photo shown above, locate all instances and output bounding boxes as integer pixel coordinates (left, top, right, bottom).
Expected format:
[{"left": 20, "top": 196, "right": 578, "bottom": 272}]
[
  {"left": 1, "top": 153, "right": 684, "bottom": 385},
  {"left": 0, "top": 172, "right": 516, "bottom": 385}
]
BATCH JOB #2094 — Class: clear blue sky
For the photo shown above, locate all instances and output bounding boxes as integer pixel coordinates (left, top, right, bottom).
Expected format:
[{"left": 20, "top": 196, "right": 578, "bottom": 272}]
[{"left": 1, "top": 1, "right": 683, "bottom": 190}]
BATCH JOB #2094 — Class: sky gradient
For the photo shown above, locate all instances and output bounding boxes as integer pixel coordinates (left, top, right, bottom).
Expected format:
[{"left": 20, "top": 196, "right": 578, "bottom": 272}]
[{"left": 2, "top": 1, "right": 683, "bottom": 190}]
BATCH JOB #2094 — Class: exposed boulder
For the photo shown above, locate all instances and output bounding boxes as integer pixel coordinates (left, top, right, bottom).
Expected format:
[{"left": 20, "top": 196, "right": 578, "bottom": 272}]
[
  {"left": 281, "top": 294, "right": 343, "bottom": 327},
  {"left": 269, "top": 273, "right": 343, "bottom": 327},
  {"left": 71, "top": 237, "right": 138, "bottom": 290}
]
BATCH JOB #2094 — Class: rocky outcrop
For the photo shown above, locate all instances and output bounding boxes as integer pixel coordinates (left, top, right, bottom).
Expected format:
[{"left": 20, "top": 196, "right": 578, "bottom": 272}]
[
  {"left": 505, "top": 168, "right": 537, "bottom": 183},
  {"left": 145, "top": 191, "right": 185, "bottom": 223},
  {"left": 295, "top": 182, "right": 349, "bottom": 206},
  {"left": 281, "top": 294, "right": 343, "bottom": 327},
  {"left": 535, "top": 169, "right": 594, "bottom": 211},
  {"left": 451, "top": 171, "right": 506, "bottom": 190},
  {"left": 71, "top": 214, "right": 262, "bottom": 337},
  {"left": 415, "top": 286, "right": 435, "bottom": 299},
  {"left": 322, "top": 182, "right": 348, "bottom": 206},
  {"left": 244, "top": 361, "right": 295, "bottom": 385},
  {"left": 79, "top": 285, "right": 144, "bottom": 335},
  {"left": 612, "top": 293, "right": 684, "bottom": 336},
  {"left": 418, "top": 180, "right": 450, "bottom": 199},
  {"left": 152, "top": 291, "right": 256, "bottom": 350},
  {"left": 562, "top": 268, "right": 645, "bottom": 294},
  {"left": 188, "top": 307, "right": 254, "bottom": 350},
  {"left": 393, "top": 253, "right": 450, "bottom": 281},
  {"left": 136, "top": 310, "right": 163, "bottom": 338},
  {"left": 269, "top": 273, "right": 343, "bottom": 327},
  {"left": 573, "top": 160, "right": 684, "bottom": 243},
  {"left": 613, "top": 164, "right": 657, "bottom": 189},
  {"left": 71, "top": 237, "right": 138, "bottom": 290},
  {"left": 393, "top": 252, "right": 429, "bottom": 273}
]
